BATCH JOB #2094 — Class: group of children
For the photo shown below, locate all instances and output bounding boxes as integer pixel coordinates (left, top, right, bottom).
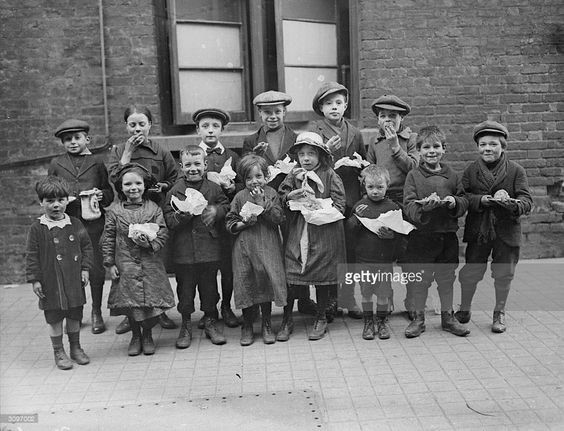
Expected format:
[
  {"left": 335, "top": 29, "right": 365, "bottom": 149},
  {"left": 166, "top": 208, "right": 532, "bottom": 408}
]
[{"left": 26, "top": 82, "right": 533, "bottom": 370}]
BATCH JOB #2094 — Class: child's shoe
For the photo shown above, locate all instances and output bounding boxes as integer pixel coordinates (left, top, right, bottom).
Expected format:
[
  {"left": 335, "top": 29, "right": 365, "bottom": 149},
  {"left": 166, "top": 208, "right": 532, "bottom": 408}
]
[
  {"left": 492, "top": 310, "right": 506, "bottom": 333},
  {"left": 308, "top": 318, "right": 327, "bottom": 341},
  {"left": 454, "top": 309, "right": 471, "bottom": 324},
  {"left": 362, "top": 311, "right": 375, "bottom": 340},
  {"left": 275, "top": 316, "right": 294, "bottom": 342},
  {"left": 91, "top": 309, "right": 106, "bottom": 334},
  {"left": 115, "top": 316, "right": 131, "bottom": 334},
  {"left": 68, "top": 332, "right": 90, "bottom": 365},
  {"left": 204, "top": 317, "right": 227, "bottom": 345},
  {"left": 297, "top": 298, "right": 317, "bottom": 316},
  {"left": 221, "top": 302, "right": 240, "bottom": 328},
  {"left": 261, "top": 317, "right": 275, "bottom": 344},
  {"left": 142, "top": 328, "right": 156, "bottom": 355},
  {"left": 441, "top": 311, "right": 470, "bottom": 337},
  {"left": 197, "top": 315, "right": 206, "bottom": 329},
  {"left": 240, "top": 322, "right": 254, "bottom": 346},
  {"left": 128, "top": 321, "right": 142, "bottom": 356},
  {"left": 158, "top": 312, "right": 177, "bottom": 329},
  {"left": 53, "top": 348, "right": 73, "bottom": 370},
  {"left": 405, "top": 311, "right": 425, "bottom": 338},
  {"left": 325, "top": 299, "right": 338, "bottom": 323},
  {"left": 176, "top": 316, "right": 192, "bottom": 349},
  {"left": 376, "top": 316, "right": 391, "bottom": 340}
]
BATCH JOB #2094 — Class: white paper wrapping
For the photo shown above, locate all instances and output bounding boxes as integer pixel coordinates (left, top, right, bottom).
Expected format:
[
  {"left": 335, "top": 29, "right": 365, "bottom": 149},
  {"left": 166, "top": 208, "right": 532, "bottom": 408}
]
[
  {"left": 267, "top": 156, "right": 297, "bottom": 182},
  {"left": 357, "top": 209, "right": 415, "bottom": 235},
  {"left": 207, "top": 157, "right": 237, "bottom": 187},
  {"left": 170, "top": 188, "right": 208, "bottom": 215},
  {"left": 128, "top": 223, "right": 159, "bottom": 241},
  {"left": 289, "top": 197, "right": 345, "bottom": 226},
  {"left": 240, "top": 201, "right": 264, "bottom": 221},
  {"left": 334, "top": 152, "right": 370, "bottom": 170}
]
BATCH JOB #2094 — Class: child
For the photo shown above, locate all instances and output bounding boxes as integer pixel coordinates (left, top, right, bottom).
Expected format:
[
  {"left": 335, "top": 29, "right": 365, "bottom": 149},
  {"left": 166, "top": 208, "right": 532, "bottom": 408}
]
[
  {"left": 163, "top": 146, "right": 230, "bottom": 347},
  {"left": 226, "top": 155, "right": 287, "bottom": 346},
  {"left": 279, "top": 132, "right": 347, "bottom": 341},
  {"left": 309, "top": 81, "right": 366, "bottom": 320},
  {"left": 367, "top": 94, "right": 419, "bottom": 318},
  {"left": 402, "top": 126, "right": 470, "bottom": 338},
  {"left": 108, "top": 105, "right": 178, "bottom": 334},
  {"left": 242, "top": 91, "right": 297, "bottom": 191},
  {"left": 26, "top": 176, "right": 93, "bottom": 370},
  {"left": 346, "top": 166, "right": 400, "bottom": 340},
  {"left": 49, "top": 119, "right": 114, "bottom": 335},
  {"left": 101, "top": 163, "right": 175, "bottom": 356},
  {"left": 194, "top": 108, "right": 242, "bottom": 329},
  {"left": 456, "top": 121, "right": 533, "bottom": 333}
]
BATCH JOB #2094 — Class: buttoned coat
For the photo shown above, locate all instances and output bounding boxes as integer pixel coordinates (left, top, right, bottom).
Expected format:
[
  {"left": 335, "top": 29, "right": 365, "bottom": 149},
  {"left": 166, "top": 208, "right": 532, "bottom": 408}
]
[{"left": 242, "top": 125, "right": 298, "bottom": 165}]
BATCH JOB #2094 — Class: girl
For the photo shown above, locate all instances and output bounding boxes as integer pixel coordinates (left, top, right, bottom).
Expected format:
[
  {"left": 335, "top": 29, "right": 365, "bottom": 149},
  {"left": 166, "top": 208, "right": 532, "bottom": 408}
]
[
  {"left": 101, "top": 163, "right": 175, "bottom": 356},
  {"left": 226, "top": 155, "right": 287, "bottom": 346},
  {"left": 278, "top": 132, "right": 347, "bottom": 341}
]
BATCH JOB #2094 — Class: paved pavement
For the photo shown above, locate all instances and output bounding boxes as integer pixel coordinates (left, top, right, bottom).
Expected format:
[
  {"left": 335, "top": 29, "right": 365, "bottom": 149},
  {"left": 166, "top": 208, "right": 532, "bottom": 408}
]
[{"left": 1, "top": 259, "right": 563, "bottom": 430}]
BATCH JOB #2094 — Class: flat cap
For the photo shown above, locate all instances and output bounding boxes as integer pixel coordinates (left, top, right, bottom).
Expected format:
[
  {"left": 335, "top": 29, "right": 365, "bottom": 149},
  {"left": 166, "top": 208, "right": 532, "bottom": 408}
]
[
  {"left": 371, "top": 95, "right": 411, "bottom": 115},
  {"left": 54, "top": 119, "right": 90, "bottom": 138},
  {"left": 253, "top": 90, "right": 292, "bottom": 107},
  {"left": 290, "top": 132, "right": 331, "bottom": 155},
  {"left": 312, "top": 82, "right": 348, "bottom": 116},
  {"left": 473, "top": 120, "right": 508, "bottom": 142},
  {"left": 192, "top": 108, "right": 231, "bottom": 126}
]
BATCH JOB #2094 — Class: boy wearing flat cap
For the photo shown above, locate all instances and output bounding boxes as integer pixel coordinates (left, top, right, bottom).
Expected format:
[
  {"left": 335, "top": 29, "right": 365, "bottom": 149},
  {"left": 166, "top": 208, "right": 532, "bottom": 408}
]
[
  {"left": 456, "top": 120, "right": 532, "bottom": 333},
  {"left": 49, "top": 119, "right": 114, "bottom": 334},
  {"left": 193, "top": 108, "right": 242, "bottom": 328}
]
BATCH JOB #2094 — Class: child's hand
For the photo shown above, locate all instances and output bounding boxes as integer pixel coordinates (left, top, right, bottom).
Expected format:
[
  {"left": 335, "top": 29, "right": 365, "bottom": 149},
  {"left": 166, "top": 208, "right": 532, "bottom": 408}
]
[
  {"left": 481, "top": 195, "right": 494, "bottom": 207},
  {"left": 355, "top": 204, "right": 368, "bottom": 216},
  {"left": 253, "top": 142, "right": 269, "bottom": 153},
  {"left": 133, "top": 233, "right": 151, "bottom": 248},
  {"left": 383, "top": 122, "right": 400, "bottom": 152},
  {"left": 243, "top": 214, "right": 258, "bottom": 226},
  {"left": 376, "top": 226, "right": 394, "bottom": 239},
  {"left": 125, "top": 133, "right": 145, "bottom": 150},
  {"left": 148, "top": 182, "right": 167, "bottom": 194},
  {"left": 223, "top": 180, "right": 236, "bottom": 194},
  {"left": 201, "top": 205, "right": 217, "bottom": 226},
  {"left": 250, "top": 186, "right": 265, "bottom": 204},
  {"left": 32, "top": 281, "right": 45, "bottom": 299},
  {"left": 326, "top": 135, "right": 342, "bottom": 153},
  {"left": 444, "top": 196, "right": 456, "bottom": 209},
  {"left": 93, "top": 188, "right": 103, "bottom": 201},
  {"left": 81, "top": 270, "right": 90, "bottom": 287},
  {"left": 421, "top": 195, "right": 442, "bottom": 212},
  {"left": 109, "top": 265, "right": 120, "bottom": 280}
]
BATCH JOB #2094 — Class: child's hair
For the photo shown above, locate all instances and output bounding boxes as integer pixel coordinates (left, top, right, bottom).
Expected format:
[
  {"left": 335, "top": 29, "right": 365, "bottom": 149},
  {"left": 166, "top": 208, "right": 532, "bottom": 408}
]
[
  {"left": 295, "top": 143, "right": 332, "bottom": 170},
  {"left": 180, "top": 145, "right": 206, "bottom": 160},
  {"left": 416, "top": 126, "right": 446, "bottom": 150},
  {"left": 238, "top": 154, "right": 268, "bottom": 181},
  {"left": 114, "top": 164, "right": 154, "bottom": 201},
  {"left": 360, "top": 165, "right": 391, "bottom": 187},
  {"left": 35, "top": 176, "right": 71, "bottom": 200},
  {"left": 123, "top": 105, "right": 153, "bottom": 123}
]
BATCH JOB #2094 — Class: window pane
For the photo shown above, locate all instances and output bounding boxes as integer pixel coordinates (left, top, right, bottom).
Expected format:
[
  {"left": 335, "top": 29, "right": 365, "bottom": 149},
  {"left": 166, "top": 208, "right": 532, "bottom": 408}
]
[
  {"left": 280, "top": 0, "right": 336, "bottom": 22},
  {"left": 177, "top": 24, "right": 241, "bottom": 68},
  {"left": 284, "top": 67, "right": 338, "bottom": 111},
  {"left": 283, "top": 20, "right": 337, "bottom": 66},
  {"left": 176, "top": 0, "right": 242, "bottom": 22},
  {"left": 179, "top": 71, "right": 243, "bottom": 112}
]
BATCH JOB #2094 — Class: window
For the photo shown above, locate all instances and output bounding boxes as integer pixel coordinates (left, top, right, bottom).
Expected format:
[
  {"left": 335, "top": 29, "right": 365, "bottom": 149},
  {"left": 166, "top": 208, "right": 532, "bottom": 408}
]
[{"left": 165, "top": 0, "right": 358, "bottom": 126}]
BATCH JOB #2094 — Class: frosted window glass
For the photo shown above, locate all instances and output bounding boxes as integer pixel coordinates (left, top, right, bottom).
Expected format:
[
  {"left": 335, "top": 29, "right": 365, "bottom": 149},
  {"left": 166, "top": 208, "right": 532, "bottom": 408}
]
[
  {"left": 283, "top": 21, "right": 337, "bottom": 66},
  {"left": 177, "top": 24, "right": 241, "bottom": 68},
  {"left": 179, "top": 71, "right": 243, "bottom": 113},
  {"left": 284, "top": 67, "right": 338, "bottom": 111}
]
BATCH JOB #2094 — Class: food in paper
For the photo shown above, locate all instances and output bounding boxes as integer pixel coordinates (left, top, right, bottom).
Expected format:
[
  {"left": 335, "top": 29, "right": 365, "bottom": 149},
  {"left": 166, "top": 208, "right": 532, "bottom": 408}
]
[
  {"left": 240, "top": 201, "right": 264, "bottom": 222},
  {"left": 289, "top": 197, "right": 344, "bottom": 226},
  {"left": 493, "top": 189, "right": 510, "bottom": 201},
  {"left": 357, "top": 209, "right": 415, "bottom": 235},
  {"left": 207, "top": 157, "right": 237, "bottom": 188},
  {"left": 267, "top": 156, "right": 296, "bottom": 182},
  {"left": 128, "top": 223, "right": 159, "bottom": 242},
  {"left": 413, "top": 192, "right": 449, "bottom": 205},
  {"left": 334, "top": 152, "right": 370, "bottom": 170},
  {"left": 170, "top": 188, "right": 208, "bottom": 215}
]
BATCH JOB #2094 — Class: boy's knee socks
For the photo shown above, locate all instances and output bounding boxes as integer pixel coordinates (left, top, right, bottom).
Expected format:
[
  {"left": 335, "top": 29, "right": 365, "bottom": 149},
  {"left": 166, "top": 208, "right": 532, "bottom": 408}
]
[
  {"left": 50, "top": 335, "right": 64, "bottom": 350},
  {"left": 494, "top": 280, "right": 511, "bottom": 311}
]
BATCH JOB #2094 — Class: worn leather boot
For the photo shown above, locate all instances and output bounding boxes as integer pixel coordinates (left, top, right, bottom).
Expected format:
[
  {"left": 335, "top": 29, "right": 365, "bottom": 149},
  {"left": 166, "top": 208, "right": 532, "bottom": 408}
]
[
  {"left": 297, "top": 298, "right": 317, "bottom": 316},
  {"left": 441, "top": 311, "right": 470, "bottom": 337},
  {"left": 325, "top": 298, "right": 338, "bottom": 323},
  {"left": 128, "top": 322, "right": 142, "bottom": 356},
  {"left": 309, "top": 318, "right": 328, "bottom": 341},
  {"left": 205, "top": 317, "right": 227, "bottom": 345},
  {"left": 276, "top": 315, "right": 294, "bottom": 342},
  {"left": 53, "top": 347, "right": 73, "bottom": 370},
  {"left": 176, "top": 316, "right": 192, "bottom": 349},
  {"left": 262, "top": 316, "right": 276, "bottom": 345},
  {"left": 376, "top": 315, "right": 391, "bottom": 340},
  {"left": 240, "top": 321, "right": 254, "bottom": 346},
  {"left": 142, "top": 327, "right": 156, "bottom": 355},
  {"left": 197, "top": 315, "right": 206, "bottom": 329},
  {"left": 405, "top": 311, "right": 425, "bottom": 338},
  {"left": 158, "top": 312, "right": 177, "bottom": 329},
  {"left": 68, "top": 332, "right": 90, "bottom": 365},
  {"left": 454, "top": 310, "right": 472, "bottom": 324},
  {"left": 492, "top": 310, "right": 506, "bottom": 333},
  {"left": 91, "top": 309, "right": 106, "bottom": 334},
  {"left": 221, "top": 302, "right": 240, "bottom": 328},
  {"left": 115, "top": 316, "right": 131, "bottom": 334},
  {"left": 362, "top": 311, "right": 375, "bottom": 340}
]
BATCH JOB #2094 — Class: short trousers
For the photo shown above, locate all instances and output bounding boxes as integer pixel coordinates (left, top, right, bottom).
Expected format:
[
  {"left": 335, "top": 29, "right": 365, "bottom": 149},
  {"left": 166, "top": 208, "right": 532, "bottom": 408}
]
[{"left": 44, "top": 306, "right": 84, "bottom": 324}]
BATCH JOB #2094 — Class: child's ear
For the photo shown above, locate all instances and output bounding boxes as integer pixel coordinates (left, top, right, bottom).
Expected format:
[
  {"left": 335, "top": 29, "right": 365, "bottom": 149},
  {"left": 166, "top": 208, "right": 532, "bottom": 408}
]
[
  {"left": 86, "top": 135, "right": 91, "bottom": 143},
  {"left": 203, "top": 159, "right": 208, "bottom": 171}
]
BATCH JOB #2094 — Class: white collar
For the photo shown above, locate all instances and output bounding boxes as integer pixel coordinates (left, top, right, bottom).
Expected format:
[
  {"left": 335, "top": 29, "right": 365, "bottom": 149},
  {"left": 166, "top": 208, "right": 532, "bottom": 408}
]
[
  {"left": 39, "top": 214, "right": 72, "bottom": 230},
  {"left": 199, "top": 141, "right": 225, "bottom": 155}
]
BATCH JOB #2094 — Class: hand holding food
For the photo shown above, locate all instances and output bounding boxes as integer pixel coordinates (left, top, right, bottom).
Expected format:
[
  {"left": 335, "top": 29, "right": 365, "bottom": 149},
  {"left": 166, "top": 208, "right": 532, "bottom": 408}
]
[{"left": 493, "top": 189, "right": 510, "bottom": 201}]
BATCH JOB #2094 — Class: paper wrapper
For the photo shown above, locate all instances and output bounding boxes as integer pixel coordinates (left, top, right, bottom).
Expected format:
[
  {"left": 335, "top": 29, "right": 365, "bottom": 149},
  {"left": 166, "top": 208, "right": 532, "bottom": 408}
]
[
  {"left": 334, "top": 152, "right": 370, "bottom": 170},
  {"left": 240, "top": 201, "right": 264, "bottom": 221},
  {"left": 128, "top": 223, "right": 159, "bottom": 242},
  {"left": 171, "top": 188, "right": 208, "bottom": 215},
  {"left": 413, "top": 192, "right": 449, "bottom": 206},
  {"left": 289, "top": 197, "right": 345, "bottom": 226},
  {"left": 267, "top": 156, "right": 296, "bottom": 182},
  {"left": 293, "top": 169, "right": 324, "bottom": 194},
  {"left": 357, "top": 209, "right": 415, "bottom": 235},
  {"left": 207, "top": 157, "right": 236, "bottom": 188}
]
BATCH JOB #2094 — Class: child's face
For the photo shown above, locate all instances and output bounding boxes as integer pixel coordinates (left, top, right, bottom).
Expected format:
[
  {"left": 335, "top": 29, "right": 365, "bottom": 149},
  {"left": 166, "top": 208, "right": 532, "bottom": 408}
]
[
  {"left": 258, "top": 104, "right": 286, "bottom": 130},
  {"left": 60, "top": 132, "right": 90, "bottom": 155},
  {"left": 126, "top": 113, "right": 152, "bottom": 138},
  {"left": 477, "top": 135, "right": 503, "bottom": 163},
  {"left": 377, "top": 109, "right": 402, "bottom": 133},
  {"left": 364, "top": 177, "right": 388, "bottom": 202},
  {"left": 320, "top": 93, "right": 347, "bottom": 123},
  {"left": 297, "top": 144, "right": 320, "bottom": 171},
  {"left": 245, "top": 165, "right": 267, "bottom": 190},
  {"left": 121, "top": 171, "right": 145, "bottom": 203},
  {"left": 197, "top": 116, "right": 223, "bottom": 147},
  {"left": 40, "top": 196, "right": 69, "bottom": 221},
  {"left": 180, "top": 153, "right": 206, "bottom": 183},
  {"left": 419, "top": 137, "right": 445, "bottom": 170}
]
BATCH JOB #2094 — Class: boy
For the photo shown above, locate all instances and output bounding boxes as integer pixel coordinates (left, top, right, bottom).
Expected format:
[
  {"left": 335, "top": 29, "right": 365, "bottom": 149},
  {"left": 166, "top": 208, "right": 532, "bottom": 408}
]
[
  {"left": 456, "top": 121, "right": 532, "bottom": 333},
  {"left": 49, "top": 119, "right": 114, "bottom": 334},
  {"left": 26, "top": 176, "right": 93, "bottom": 369},
  {"left": 402, "top": 126, "right": 470, "bottom": 338},
  {"left": 164, "top": 146, "right": 231, "bottom": 346},
  {"left": 346, "top": 165, "right": 400, "bottom": 340},
  {"left": 367, "top": 94, "right": 419, "bottom": 318},
  {"left": 309, "top": 81, "right": 366, "bottom": 320},
  {"left": 193, "top": 108, "right": 241, "bottom": 328}
]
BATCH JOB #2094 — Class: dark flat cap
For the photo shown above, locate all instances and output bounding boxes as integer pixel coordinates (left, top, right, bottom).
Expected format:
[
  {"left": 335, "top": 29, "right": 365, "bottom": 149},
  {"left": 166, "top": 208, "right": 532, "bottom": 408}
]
[
  {"left": 253, "top": 90, "right": 292, "bottom": 107},
  {"left": 290, "top": 132, "right": 331, "bottom": 155},
  {"left": 312, "top": 82, "right": 349, "bottom": 116},
  {"left": 192, "top": 108, "right": 231, "bottom": 126},
  {"left": 473, "top": 120, "right": 509, "bottom": 142},
  {"left": 54, "top": 119, "right": 90, "bottom": 138},
  {"left": 371, "top": 95, "right": 411, "bottom": 115}
]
